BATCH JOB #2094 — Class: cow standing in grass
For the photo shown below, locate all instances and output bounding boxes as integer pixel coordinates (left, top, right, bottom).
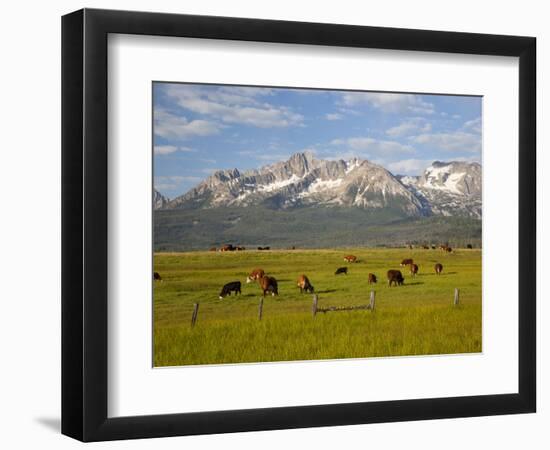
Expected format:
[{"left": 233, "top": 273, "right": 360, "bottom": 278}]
[
  {"left": 400, "top": 258, "right": 413, "bottom": 267},
  {"left": 387, "top": 269, "right": 405, "bottom": 287},
  {"left": 219, "top": 281, "right": 241, "bottom": 299},
  {"left": 297, "top": 274, "right": 314, "bottom": 294},
  {"left": 335, "top": 267, "right": 348, "bottom": 275},
  {"left": 246, "top": 268, "right": 265, "bottom": 284},
  {"left": 259, "top": 276, "right": 278, "bottom": 297},
  {"left": 153, "top": 272, "right": 162, "bottom": 282},
  {"left": 344, "top": 255, "right": 357, "bottom": 263},
  {"left": 410, "top": 263, "right": 419, "bottom": 277},
  {"left": 434, "top": 263, "right": 443, "bottom": 275},
  {"left": 368, "top": 273, "right": 377, "bottom": 284}
]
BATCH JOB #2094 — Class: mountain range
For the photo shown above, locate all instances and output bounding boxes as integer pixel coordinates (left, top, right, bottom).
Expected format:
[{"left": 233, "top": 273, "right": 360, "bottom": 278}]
[{"left": 155, "top": 152, "right": 481, "bottom": 219}]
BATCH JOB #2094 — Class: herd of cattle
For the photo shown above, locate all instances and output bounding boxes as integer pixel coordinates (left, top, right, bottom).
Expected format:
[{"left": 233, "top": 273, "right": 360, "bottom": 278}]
[{"left": 153, "top": 252, "right": 450, "bottom": 300}]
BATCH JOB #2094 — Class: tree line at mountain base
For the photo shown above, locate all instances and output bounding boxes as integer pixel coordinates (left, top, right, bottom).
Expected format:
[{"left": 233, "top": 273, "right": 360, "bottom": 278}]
[{"left": 154, "top": 206, "right": 482, "bottom": 252}]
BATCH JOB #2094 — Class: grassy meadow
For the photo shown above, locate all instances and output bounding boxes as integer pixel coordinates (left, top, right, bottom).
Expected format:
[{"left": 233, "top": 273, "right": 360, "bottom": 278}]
[{"left": 153, "top": 248, "right": 481, "bottom": 367}]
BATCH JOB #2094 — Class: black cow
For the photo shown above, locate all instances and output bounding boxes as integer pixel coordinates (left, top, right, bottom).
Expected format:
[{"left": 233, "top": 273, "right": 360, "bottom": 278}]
[
  {"left": 335, "top": 267, "right": 348, "bottom": 275},
  {"left": 219, "top": 281, "right": 242, "bottom": 299},
  {"left": 387, "top": 269, "right": 405, "bottom": 287}
]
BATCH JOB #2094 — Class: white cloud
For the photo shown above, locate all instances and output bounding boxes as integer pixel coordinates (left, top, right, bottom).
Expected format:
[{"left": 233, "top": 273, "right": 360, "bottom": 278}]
[
  {"left": 325, "top": 113, "right": 343, "bottom": 121},
  {"left": 237, "top": 150, "right": 291, "bottom": 162},
  {"left": 385, "top": 158, "right": 434, "bottom": 175},
  {"left": 386, "top": 118, "right": 432, "bottom": 137},
  {"left": 331, "top": 137, "right": 415, "bottom": 154},
  {"left": 462, "top": 117, "right": 482, "bottom": 133},
  {"left": 154, "top": 109, "right": 220, "bottom": 140},
  {"left": 153, "top": 145, "right": 197, "bottom": 155},
  {"left": 162, "top": 85, "right": 303, "bottom": 128},
  {"left": 410, "top": 131, "right": 481, "bottom": 153},
  {"left": 340, "top": 92, "right": 435, "bottom": 115},
  {"left": 154, "top": 175, "right": 202, "bottom": 191}
]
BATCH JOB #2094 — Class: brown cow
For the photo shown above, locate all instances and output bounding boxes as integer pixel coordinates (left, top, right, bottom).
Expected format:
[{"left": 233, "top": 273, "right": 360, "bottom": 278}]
[
  {"left": 344, "top": 255, "right": 357, "bottom": 263},
  {"left": 410, "top": 263, "right": 419, "bottom": 277},
  {"left": 445, "top": 247, "right": 453, "bottom": 253},
  {"left": 153, "top": 272, "right": 162, "bottom": 282},
  {"left": 368, "top": 273, "right": 377, "bottom": 284},
  {"left": 297, "top": 274, "right": 314, "bottom": 293},
  {"left": 246, "top": 268, "right": 265, "bottom": 284},
  {"left": 387, "top": 269, "right": 404, "bottom": 287},
  {"left": 220, "top": 244, "right": 235, "bottom": 252},
  {"left": 400, "top": 258, "right": 413, "bottom": 266},
  {"left": 259, "top": 275, "right": 278, "bottom": 297},
  {"left": 434, "top": 263, "right": 443, "bottom": 275}
]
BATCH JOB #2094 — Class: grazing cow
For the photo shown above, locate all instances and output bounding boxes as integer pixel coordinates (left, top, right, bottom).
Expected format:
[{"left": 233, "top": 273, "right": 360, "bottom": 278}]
[
  {"left": 335, "top": 267, "right": 348, "bottom": 275},
  {"left": 219, "top": 281, "right": 241, "bottom": 299},
  {"left": 257, "top": 246, "right": 271, "bottom": 251},
  {"left": 445, "top": 247, "right": 453, "bottom": 253},
  {"left": 467, "top": 244, "right": 473, "bottom": 249},
  {"left": 431, "top": 245, "right": 436, "bottom": 250},
  {"left": 246, "top": 268, "right": 265, "bottom": 284},
  {"left": 387, "top": 269, "right": 405, "bottom": 287},
  {"left": 344, "top": 255, "right": 357, "bottom": 263},
  {"left": 368, "top": 273, "right": 377, "bottom": 284},
  {"left": 235, "top": 246, "right": 245, "bottom": 251},
  {"left": 422, "top": 245, "right": 430, "bottom": 249},
  {"left": 220, "top": 244, "right": 235, "bottom": 252},
  {"left": 434, "top": 263, "right": 443, "bottom": 275},
  {"left": 297, "top": 274, "right": 314, "bottom": 293},
  {"left": 400, "top": 258, "right": 414, "bottom": 266},
  {"left": 410, "top": 263, "right": 419, "bottom": 277},
  {"left": 153, "top": 272, "right": 162, "bottom": 282},
  {"left": 259, "top": 275, "right": 278, "bottom": 297}
]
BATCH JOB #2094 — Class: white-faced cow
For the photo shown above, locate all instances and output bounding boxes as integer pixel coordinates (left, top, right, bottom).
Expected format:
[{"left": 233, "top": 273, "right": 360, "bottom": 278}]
[{"left": 246, "top": 268, "right": 265, "bottom": 284}]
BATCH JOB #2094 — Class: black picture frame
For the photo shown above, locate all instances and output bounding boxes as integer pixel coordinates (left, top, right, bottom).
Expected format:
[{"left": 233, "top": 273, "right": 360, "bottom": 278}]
[{"left": 62, "top": 8, "right": 536, "bottom": 442}]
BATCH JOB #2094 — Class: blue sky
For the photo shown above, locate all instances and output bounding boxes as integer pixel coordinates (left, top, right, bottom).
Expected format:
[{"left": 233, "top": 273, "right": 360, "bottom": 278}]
[{"left": 153, "top": 82, "right": 482, "bottom": 198}]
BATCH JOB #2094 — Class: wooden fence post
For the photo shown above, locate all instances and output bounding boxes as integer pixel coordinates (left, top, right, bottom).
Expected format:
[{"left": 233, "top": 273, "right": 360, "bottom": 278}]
[
  {"left": 454, "top": 288, "right": 460, "bottom": 306},
  {"left": 312, "top": 295, "right": 318, "bottom": 317},
  {"left": 369, "top": 291, "right": 376, "bottom": 312},
  {"left": 258, "top": 297, "right": 264, "bottom": 320},
  {"left": 191, "top": 303, "right": 199, "bottom": 327}
]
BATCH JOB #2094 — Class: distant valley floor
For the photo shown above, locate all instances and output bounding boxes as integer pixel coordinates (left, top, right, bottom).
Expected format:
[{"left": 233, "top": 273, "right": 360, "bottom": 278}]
[{"left": 154, "top": 206, "right": 481, "bottom": 252}]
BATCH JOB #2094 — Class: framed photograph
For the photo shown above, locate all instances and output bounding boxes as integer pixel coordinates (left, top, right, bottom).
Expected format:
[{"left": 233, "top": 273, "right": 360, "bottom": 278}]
[{"left": 62, "top": 8, "right": 536, "bottom": 442}]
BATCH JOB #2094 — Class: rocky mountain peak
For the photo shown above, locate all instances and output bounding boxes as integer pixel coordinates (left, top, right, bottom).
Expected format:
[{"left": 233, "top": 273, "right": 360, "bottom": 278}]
[{"left": 155, "top": 152, "right": 482, "bottom": 218}]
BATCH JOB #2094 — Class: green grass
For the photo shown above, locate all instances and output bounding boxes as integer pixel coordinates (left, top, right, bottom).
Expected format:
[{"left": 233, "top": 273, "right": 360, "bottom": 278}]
[{"left": 154, "top": 248, "right": 481, "bottom": 366}]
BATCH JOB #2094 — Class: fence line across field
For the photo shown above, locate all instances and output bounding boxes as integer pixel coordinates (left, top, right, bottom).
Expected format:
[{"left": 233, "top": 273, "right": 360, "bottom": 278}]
[{"left": 189, "top": 288, "right": 461, "bottom": 326}]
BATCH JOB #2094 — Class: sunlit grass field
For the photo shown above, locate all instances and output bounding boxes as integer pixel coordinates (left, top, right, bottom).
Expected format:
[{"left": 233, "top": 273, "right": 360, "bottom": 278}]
[{"left": 153, "top": 248, "right": 481, "bottom": 366}]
